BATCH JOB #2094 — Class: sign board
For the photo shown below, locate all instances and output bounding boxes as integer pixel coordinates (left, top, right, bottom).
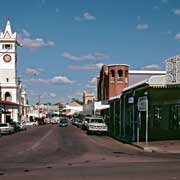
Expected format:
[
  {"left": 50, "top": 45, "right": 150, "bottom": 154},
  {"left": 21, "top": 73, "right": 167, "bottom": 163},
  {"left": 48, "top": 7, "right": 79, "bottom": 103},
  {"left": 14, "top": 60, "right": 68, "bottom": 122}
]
[
  {"left": 165, "top": 55, "right": 180, "bottom": 84},
  {"left": 137, "top": 96, "right": 148, "bottom": 111},
  {"left": 128, "top": 97, "right": 134, "bottom": 104}
]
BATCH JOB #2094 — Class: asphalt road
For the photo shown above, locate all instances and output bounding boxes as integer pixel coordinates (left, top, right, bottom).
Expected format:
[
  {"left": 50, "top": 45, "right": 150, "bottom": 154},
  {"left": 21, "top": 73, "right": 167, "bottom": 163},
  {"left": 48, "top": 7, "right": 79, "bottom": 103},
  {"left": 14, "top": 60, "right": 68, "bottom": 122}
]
[{"left": 0, "top": 123, "right": 180, "bottom": 180}]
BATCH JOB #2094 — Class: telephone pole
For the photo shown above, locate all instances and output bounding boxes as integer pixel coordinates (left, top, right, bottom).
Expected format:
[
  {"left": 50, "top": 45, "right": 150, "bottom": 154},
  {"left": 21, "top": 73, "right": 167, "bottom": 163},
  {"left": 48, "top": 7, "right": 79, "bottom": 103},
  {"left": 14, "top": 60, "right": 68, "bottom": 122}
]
[{"left": 38, "top": 95, "right": 41, "bottom": 118}]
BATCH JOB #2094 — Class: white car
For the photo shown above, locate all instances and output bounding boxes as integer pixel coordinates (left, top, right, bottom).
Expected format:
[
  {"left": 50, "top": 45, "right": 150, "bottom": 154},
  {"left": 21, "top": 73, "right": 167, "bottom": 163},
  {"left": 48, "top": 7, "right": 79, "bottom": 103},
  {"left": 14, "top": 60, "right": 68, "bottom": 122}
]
[
  {"left": 0, "top": 123, "right": 14, "bottom": 135},
  {"left": 86, "top": 117, "right": 108, "bottom": 134},
  {"left": 23, "top": 121, "right": 37, "bottom": 126}
]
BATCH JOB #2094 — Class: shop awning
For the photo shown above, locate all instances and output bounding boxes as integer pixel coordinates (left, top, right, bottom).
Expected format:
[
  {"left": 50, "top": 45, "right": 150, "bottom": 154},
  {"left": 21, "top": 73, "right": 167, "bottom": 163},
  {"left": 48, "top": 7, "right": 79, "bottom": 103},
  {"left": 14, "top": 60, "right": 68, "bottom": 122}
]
[{"left": 0, "top": 100, "right": 19, "bottom": 109}]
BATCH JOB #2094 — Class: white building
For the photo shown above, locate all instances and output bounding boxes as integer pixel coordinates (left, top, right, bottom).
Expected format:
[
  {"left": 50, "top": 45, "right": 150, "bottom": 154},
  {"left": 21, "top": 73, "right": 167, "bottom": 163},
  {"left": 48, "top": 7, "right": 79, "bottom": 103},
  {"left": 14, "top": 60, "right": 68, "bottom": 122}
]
[
  {"left": 0, "top": 19, "right": 28, "bottom": 123},
  {"left": 64, "top": 102, "right": 83, "bottom": 116}
]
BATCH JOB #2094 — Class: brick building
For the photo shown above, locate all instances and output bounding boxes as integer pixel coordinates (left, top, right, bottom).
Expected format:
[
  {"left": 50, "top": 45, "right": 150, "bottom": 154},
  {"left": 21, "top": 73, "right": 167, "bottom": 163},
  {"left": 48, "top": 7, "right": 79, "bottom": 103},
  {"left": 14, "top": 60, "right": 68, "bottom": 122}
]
[
  {"left": 97, "top": 64, "right": 165, "bottom": 101},
  {"left": 97, "top": 64, "right": 129, "bottom": 101}
]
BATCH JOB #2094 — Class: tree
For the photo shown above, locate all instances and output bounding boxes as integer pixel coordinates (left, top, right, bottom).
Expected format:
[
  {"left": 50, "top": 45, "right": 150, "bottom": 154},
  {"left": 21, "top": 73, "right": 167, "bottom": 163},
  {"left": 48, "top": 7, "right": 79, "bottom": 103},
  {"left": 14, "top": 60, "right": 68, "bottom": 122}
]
[{"left": 71, "top": 98, "right": 83, "bottom": 105}]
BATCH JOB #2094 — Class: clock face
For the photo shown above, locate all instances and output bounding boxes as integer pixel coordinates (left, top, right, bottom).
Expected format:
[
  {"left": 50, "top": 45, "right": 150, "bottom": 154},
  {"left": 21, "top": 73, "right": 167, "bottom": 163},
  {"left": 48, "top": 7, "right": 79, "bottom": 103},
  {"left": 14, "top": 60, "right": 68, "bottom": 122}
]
[{"left": 3, "top": 54, "right": 11, "bottom": 63}]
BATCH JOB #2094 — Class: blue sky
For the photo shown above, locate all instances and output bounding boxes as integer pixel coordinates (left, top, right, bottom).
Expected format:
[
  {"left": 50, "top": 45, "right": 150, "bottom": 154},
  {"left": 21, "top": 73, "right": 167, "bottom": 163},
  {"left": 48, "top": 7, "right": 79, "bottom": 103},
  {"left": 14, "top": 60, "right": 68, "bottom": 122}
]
[{"left": 0, "top": 0, "right": 180, "bottom": 105}]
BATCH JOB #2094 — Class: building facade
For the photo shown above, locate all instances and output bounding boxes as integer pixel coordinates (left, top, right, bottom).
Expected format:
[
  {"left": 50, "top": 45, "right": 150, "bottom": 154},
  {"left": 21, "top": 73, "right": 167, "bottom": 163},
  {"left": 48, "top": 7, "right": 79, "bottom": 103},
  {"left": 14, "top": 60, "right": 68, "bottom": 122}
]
[
  {"left": 0, "top": 20, "right": 28, "bottom": 123},
  {"left": 83, "top": 91, "right": 95, "bottom": 105},
  {"left": 97, "top": 64, "right": 129, "bottom": 101},
  {"left": 97, "top": 64, "right": 166, "bottom": 101},
  {"left": 105, "top": 55, "right": 180, "bottom": 142}
]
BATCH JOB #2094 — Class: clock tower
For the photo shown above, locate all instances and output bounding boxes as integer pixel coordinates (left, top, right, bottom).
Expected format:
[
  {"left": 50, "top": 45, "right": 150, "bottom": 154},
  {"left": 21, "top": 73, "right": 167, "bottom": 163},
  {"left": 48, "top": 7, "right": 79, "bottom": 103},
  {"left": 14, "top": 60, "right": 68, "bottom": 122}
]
[{"left": 0, "top": 19, "right": 20, "bottom": 122}]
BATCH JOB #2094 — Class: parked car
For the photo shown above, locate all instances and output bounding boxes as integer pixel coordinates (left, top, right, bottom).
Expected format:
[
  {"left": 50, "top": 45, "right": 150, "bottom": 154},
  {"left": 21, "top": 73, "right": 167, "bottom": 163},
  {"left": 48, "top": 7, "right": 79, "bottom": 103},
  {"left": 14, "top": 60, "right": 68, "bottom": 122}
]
[
  {"left": 86, "top": 116, "right": 108, "bottom": 135},
  {"left": 0, "top": 123, "right": 14, "bottom": 135},
  {"left": 50, "top": 118, "right": 58, "bottom": 124},
  {"left": 35, "top": 117, "right": 45, "bottom": 125},
  {"left": 76, "top": 119, "right": 82, "bottom": 128},
  {"left": 18, "top": 122, "right": 27, "bottom": 131},
  {"left": 23, "top": 121, "right": 37, "bottom": 126},
  {"left": 59, "top": 119, "right": 68, "bottom": 127},
  {"left": 81, "top": 117, "right": 90, "bottom": 130},
  {"left": 10, "top": 122, "right": 21, "bottom": 132},
  {"left": 71, "top": 118, "right": 80, "bottom": 127}
]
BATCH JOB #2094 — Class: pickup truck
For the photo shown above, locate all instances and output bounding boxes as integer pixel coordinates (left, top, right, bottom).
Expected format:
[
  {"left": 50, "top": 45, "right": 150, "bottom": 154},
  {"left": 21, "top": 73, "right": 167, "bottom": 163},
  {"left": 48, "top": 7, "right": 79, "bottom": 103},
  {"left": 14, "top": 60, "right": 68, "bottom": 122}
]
[{"left": 86, "top": 116, "right": 108, "bottom": 134}]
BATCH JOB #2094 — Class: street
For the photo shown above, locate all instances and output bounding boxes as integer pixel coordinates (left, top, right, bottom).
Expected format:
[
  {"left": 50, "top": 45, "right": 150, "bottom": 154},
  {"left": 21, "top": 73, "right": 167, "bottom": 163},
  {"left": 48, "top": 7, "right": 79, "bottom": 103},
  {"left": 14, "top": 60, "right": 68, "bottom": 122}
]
[{"left": 0, "top": 123, "right": 180, "bottom": 180}]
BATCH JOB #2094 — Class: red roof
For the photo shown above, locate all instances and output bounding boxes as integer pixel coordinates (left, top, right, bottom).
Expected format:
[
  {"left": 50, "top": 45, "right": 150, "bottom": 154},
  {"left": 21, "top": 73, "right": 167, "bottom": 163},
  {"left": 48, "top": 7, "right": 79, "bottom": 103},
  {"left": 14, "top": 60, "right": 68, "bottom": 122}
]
[{"left": 0, "top": 100, "right": 19, "bottom": 106}]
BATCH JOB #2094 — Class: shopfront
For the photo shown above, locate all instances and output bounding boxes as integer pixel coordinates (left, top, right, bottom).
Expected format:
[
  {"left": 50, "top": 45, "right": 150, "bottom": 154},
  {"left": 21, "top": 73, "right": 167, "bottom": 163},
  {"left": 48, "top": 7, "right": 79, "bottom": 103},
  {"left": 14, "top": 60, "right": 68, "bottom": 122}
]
[{"left": 107, "top": 76, "right": 180, "bottom": 143}]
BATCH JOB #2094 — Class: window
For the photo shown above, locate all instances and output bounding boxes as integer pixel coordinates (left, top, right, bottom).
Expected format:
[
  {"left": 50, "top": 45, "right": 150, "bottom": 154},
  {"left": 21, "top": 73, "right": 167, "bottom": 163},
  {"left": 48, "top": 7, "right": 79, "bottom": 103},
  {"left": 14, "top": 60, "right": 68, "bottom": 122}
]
[
  {"left": 4, "top": 92, "right": 12, "bottom": 101},
  {"left": 111, "top": 70, "right": 115, "bottom": 82},
  {"left": 153, "top": 106, "right": 162, "bottom": 128},
  {"left": 125, "top": 70, "right": 128, "bottom": 83},
  {"left": 2, "top": 44, "right": 12, "bottom": 49},
  {"left": 118, "top": 70, "right": 123, "bottom": 82}
]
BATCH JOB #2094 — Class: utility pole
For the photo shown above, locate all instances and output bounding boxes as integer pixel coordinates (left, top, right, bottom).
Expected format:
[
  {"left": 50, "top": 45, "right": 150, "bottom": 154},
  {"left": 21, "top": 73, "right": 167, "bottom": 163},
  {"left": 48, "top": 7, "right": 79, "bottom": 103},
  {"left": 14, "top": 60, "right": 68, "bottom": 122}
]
[{"left": 38, "top": 95, "right": 41, "bottom": 118}]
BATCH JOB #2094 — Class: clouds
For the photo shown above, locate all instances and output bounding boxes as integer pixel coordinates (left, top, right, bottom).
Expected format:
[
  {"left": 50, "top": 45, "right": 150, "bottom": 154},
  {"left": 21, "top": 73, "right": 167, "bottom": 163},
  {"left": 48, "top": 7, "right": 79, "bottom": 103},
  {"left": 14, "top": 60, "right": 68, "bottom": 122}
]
[
  {"left": 20, "top": 38, "right": 54, "bottom": 48},
  {"left": 28, "top": 90, "right": 57, "bottom": 99},
  {"left": 18, "top": 29, "right": 54, "bottom": 49},
  {"left": 86, "top": 77, "right": 97, "bottom": 89},
  {"left": 175, "top": 33, "right": 180, "bottom": 40},
  {"left": 136, "top": 24, "right": 149, "bottom": 30},
  {"left": 161, "top": 0, "right": 168, "bottom": 3},
  {"left": 62, "top": 52, "right": 108, "bottom": 61},
  {"left": 27, "top": 75, "right": 74, "bottom": 85},
  {"left": 142, "top": 64, "right": 161, "bottom": 70},
  {"left": 68, "top": 63, "right": 103, "bottom": 70},
  {"left": 51, "top": 76, "right": 73, "bottom": 84},
  {"left": 173, "top": 9, "right": 180, "bottom": 16},
  {"left": 25, "top": 68, "right": 44, "bottom": 76},
  {"left": 22, "top": 29, "right": 30, "bottom": 37},
  {"left": 74, "top": 12, "right": 96, "bottom": 21}
]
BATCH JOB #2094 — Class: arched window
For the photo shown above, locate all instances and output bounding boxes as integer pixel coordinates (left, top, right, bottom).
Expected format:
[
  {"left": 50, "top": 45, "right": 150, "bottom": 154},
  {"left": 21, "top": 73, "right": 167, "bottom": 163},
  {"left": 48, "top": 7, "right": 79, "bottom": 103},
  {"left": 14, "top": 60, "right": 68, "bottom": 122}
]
[
  {"left": 5, "top": 92, "right": 12, "bottom": 101},
  {"left": 118, "top": 70, "right": 123, "bottom": 82},
  {"left": 111, "top": 70, "right": 115, "bottom": 82}
]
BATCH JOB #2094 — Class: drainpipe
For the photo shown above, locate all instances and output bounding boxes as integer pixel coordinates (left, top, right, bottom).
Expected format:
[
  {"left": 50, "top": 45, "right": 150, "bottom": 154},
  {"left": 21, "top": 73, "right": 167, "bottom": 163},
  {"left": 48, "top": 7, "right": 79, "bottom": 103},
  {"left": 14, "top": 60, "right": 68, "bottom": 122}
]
[
  {"left": 145, "top": 92, "right": 149, "bottom": 145},
  {"left": 123, "top": 95, "right": 126, "bottom": 138},
  {"left": 132, "top": 90, "right": 135, "bottom": 142},
  {"left": 114, "top": 101, "right": 116, "bottom": 137},
  {"left": 119, "top": 99, "right": 121, "bottom": 137}
]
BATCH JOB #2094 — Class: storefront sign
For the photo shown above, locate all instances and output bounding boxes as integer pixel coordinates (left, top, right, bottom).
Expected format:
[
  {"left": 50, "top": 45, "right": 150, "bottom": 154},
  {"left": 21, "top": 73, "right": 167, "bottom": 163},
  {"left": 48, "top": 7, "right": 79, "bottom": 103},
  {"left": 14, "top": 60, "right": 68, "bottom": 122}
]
[
  {"left": 137, "top": 96, "right": 148, "bottom": 111},
  {"left": 128, "top": 97, "right": 134, "bottom": 104}
]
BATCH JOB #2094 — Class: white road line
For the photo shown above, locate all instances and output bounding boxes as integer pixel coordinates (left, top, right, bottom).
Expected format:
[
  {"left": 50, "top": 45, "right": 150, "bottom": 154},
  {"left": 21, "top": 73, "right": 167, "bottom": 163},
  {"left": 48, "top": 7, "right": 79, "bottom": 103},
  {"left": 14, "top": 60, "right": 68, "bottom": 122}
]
[
  {"left": 31, "top": 129, "right": 53, "bottom": 150},
  {"left": 17, "top": 129, "right": 53, "bottom": 155}
]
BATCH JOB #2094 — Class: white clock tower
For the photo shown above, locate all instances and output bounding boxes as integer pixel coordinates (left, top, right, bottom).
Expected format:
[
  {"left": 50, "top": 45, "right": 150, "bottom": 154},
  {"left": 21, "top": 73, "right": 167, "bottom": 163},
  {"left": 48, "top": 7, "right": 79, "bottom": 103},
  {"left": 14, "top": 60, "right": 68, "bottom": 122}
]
[{"left": 0, "top": 19, "right": 20, "bottom": 122}]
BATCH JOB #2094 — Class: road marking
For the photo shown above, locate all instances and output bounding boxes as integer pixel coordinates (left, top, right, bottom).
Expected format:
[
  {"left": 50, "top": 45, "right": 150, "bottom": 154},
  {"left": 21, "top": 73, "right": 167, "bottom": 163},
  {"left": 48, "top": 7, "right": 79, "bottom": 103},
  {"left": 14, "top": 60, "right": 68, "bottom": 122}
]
[
  {"left": 17, "top": 129, "right": 53, "bottom": 154},
  {"left": 31, "top": 129, "right": 53, "bottom": 150}
]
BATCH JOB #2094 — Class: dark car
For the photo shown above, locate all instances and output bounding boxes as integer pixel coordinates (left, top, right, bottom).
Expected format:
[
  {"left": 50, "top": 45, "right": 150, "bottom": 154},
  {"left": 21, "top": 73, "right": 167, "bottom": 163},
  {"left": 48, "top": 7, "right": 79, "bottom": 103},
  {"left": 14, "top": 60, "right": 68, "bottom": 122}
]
[
  {"left": 10, "top": 122, "right": 21, "bottom": 132},
  {"left": 59, "top": 119, "right": 68, "bottom": 127}
]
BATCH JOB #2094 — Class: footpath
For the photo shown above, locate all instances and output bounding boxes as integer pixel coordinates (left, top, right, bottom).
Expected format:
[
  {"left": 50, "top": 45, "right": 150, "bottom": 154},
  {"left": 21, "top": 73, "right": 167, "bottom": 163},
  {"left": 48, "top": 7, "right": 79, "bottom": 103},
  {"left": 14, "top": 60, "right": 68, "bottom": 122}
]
[{"left": 132, "top": 140, "right": 180, "bottom": 153}]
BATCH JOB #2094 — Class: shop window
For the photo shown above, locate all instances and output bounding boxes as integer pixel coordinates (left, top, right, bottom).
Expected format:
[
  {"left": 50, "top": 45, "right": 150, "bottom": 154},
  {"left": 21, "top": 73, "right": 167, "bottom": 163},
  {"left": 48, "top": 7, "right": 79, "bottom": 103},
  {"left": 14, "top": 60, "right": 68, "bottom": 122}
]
[
  {"left": 153, "top": 106, "right": 162, "bottom": 128},
  {"left": 111, "top": 70, "right": 115, "bottom": 83},
  {"left": 118, "top": 70, "right": 123, "bottom": 82},
  {"left": 169, "top": 104, "right": 180, "bottom": 130}
]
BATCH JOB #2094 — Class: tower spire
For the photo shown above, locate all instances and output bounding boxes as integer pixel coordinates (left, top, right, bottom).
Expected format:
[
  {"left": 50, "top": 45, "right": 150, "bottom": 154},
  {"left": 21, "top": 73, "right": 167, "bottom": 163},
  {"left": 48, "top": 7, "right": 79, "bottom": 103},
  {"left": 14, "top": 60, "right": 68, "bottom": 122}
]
[
  {"left": 1, "top": 18, "right": 17, "bottom": 39},
  {"left": 4, "top": 18, "right": 12, "bottom": 35}
]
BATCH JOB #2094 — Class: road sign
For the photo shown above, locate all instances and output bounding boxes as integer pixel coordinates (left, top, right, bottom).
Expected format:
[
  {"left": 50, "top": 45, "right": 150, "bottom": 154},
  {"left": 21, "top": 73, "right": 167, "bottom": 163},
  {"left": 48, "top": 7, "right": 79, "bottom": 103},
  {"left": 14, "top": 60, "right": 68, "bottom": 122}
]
[
  {"left": 137, "top": 96, "right": 148, "bottom": 111},
  {"left": 128, "top": 97, "right": 134, "bottom": 104}
]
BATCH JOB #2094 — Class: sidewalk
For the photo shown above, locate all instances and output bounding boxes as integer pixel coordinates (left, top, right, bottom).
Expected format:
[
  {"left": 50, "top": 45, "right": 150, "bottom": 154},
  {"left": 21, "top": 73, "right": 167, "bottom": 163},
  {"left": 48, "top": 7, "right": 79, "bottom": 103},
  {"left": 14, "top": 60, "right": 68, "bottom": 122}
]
[{"left": 132, "top": 140, "right": 180, "bottom": 153}]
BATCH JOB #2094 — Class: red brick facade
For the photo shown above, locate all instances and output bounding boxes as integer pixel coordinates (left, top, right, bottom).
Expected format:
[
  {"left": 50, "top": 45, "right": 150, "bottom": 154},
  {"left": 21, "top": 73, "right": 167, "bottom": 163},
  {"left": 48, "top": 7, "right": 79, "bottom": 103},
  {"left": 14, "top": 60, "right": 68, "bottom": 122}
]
[{"left": 97, "top": 64, "right": 129, "bottom": 101}]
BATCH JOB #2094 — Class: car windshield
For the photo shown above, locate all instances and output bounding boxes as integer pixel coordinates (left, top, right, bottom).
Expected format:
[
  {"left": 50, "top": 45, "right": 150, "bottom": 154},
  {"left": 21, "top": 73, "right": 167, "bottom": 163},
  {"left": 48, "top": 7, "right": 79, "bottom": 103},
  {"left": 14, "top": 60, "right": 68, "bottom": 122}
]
[
  {"left": 0, "top": 123, "right": 8, "bottom": 127},
  {"left": 90, "top": 119, "right": 104, "bottom": 123},
  {"left": 60, "top": 119, "right": 67, "bottom": 123}
]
